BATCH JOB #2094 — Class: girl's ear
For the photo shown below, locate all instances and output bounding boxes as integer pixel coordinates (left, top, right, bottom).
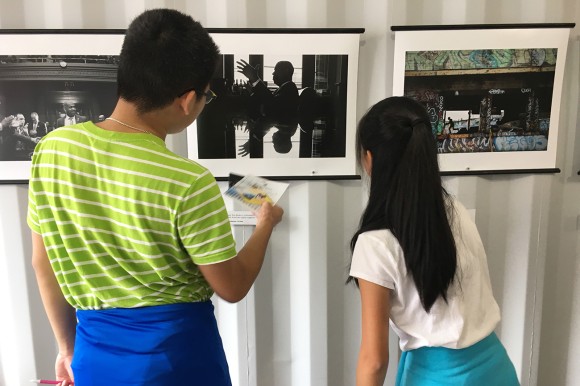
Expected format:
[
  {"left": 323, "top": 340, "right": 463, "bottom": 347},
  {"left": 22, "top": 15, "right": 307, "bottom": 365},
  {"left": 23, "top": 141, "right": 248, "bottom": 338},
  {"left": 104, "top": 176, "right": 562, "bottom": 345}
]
[{"left": 363, "top": 150, "right": 372, "bottom": 176}]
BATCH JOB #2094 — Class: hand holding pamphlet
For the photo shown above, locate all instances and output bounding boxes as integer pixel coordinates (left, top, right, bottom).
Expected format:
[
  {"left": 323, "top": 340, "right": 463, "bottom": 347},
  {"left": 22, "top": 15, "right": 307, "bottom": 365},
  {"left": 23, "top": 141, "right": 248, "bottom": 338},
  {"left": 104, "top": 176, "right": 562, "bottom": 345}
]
[{"left": 225, "top": 174, "right": 289, "bottom": 210}]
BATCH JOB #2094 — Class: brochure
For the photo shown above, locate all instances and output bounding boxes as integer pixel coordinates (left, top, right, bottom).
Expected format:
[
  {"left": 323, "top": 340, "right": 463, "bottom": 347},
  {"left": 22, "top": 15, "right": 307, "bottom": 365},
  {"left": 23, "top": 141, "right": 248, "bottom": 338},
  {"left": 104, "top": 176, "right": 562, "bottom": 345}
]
[{"left": 224, "top": 174, "right": 289, "bottom": 210}]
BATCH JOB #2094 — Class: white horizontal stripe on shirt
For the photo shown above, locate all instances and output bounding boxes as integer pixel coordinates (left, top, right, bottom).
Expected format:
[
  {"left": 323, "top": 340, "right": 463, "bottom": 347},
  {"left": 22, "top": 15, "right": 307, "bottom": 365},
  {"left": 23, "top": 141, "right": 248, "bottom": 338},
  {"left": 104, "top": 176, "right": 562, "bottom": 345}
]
[
  {"left": 190, "top": 242, "right": 236, "bottom": 259},
  {"left": 31, "top": 177, "right": 176, "bottom": 214},
  {"left": 183, "top": 231, "right": 233, "bottom": 249},
  {"left": 178, "top": 206, "right": 228, "bottom": 230},
  {"left": 182, "top": 173, "right": 215, "bottom": 201},
  {"left": 43, "top": 137, "right": 202, "bottom": 178},
  {"left": 59, "top": 127, "right": 194, "bottom": 166},
  {"left": 178, "top": 191, "right": 222, "bottom": 217},
  {"left": 41, "top": 219, "right": 184, "bottom": 254},
  {"left": 36, "top": 192, "right": 173, "bottom": 224},
  {"left": 180, "top": 218, "right": 231, "bottom": 241},
  {"left": 33, "top": 163, "right": 184, "bottom": 199},
  {"left": 36, "top": 149, "right": 191, "bottom": 188},
  {"left": 37, "top": 205, "right": 175, "bottom": 237}
]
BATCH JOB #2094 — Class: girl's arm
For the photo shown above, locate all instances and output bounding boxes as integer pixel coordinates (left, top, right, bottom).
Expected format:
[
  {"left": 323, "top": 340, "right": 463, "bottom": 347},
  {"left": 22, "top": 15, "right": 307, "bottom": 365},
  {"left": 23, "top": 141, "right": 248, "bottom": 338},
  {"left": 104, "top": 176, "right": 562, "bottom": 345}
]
[{"left": 356, "top": 279, "right": 391, "bottom": 386}]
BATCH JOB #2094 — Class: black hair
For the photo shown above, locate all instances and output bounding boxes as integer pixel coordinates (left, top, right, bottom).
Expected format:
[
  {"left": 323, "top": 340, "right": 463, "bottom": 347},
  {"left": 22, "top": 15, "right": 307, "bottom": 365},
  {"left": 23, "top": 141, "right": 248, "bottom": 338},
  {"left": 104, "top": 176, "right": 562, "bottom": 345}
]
[
  {"left": 117, "top": 9, "right": 220, "bottom": 113},
  {"left": 275, "top": 61, "right": 294, "bottom": 78},
  {"left": 348, "top": 96, "right": 457, "bottom": 313}
]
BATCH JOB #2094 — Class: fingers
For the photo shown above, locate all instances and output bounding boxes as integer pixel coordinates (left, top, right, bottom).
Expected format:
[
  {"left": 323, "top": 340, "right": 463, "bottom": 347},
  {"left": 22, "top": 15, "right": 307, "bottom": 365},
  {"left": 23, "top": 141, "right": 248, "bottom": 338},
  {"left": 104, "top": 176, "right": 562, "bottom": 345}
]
[
  {"left": 235, "top": 60, "right": 250, "bottom": 71},
  {"left": 255, "top": 202, "right": 284, "bottom": 228}
]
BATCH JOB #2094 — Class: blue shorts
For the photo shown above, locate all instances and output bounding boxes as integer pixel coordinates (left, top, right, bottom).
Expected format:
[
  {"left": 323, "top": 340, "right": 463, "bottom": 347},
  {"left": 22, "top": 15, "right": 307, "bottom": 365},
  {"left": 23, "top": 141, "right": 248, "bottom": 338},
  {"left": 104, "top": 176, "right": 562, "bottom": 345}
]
[
  {"left": 396, "top": 332, "right": 520, "bottom": 386},
  {"left": 72, "top": 301, "right": 231, "bottom": 386}
]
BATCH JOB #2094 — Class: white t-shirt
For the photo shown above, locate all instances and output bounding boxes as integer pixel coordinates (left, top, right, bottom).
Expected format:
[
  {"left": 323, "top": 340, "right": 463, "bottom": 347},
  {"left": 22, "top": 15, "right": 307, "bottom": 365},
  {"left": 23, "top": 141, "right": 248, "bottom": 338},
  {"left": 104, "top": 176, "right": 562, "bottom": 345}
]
[{"left": 349, "top": 198, "right": 500, "bottom": 351}]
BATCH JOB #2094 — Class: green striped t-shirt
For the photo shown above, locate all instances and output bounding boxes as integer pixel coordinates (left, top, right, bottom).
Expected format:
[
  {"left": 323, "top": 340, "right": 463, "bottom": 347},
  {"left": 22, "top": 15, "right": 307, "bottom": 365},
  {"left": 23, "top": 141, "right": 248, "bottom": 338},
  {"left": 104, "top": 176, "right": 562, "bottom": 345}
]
[{"left": 27, "top": 122, "right": 236, "bottom": 310}]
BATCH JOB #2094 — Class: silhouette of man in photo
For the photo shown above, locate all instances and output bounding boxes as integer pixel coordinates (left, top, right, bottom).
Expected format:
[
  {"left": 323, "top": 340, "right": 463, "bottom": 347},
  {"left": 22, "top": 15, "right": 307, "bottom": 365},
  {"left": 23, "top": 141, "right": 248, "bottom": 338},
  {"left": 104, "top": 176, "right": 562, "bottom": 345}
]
[{"left": 236, "top": 59, "right": 299, "bottom": 158}]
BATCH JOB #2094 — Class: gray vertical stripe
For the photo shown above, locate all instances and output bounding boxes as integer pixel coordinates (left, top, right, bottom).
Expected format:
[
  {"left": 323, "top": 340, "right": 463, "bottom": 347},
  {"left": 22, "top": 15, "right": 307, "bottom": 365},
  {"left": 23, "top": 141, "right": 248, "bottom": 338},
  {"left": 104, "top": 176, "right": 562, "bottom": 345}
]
[
  {"left": 0, "top": 0, "right": 25, "bottom": 28},
  {"left": 225, "top": 0, "right": 246, "bottom": 27},
  {"left": 404, "top": 0, "right": 425, "bottom": 25},
  {"left": 144, "top": 0, "right": 170, "bottom": 10},
  {"left": 61, "top": 0, "right": 83, "bottom": 28},
  {"left": 307, "top": 1, "right": 328, "bottom": 26},
  {"left": 96, "top": 0, "right": 129, "bottom": 28},
  {"left": 246, "top": 0, "right": 267, "bottom": 27},
  {"left": 484, "top": 0, "right": 521, "bottom": 23},
  {"left": 266, "top": 0, "right": 287, "bottom": 27},
  {"left": 326, "top": 0, "right": 346, "bottom": 26},
  {"left": 81, "top": 1, "right": 107, "bottom": 29},
  {"left": 171, "top": 0, "right": 188, "bottom": 14},
  {"left": 184, "top": 1, "right": 207, "bottom": 24},
  {"left": 22, "top": 0, "right": 45, "bottom": 28},
  {"left": 464, "top": 1, "right": 487, "bottom": 24}
]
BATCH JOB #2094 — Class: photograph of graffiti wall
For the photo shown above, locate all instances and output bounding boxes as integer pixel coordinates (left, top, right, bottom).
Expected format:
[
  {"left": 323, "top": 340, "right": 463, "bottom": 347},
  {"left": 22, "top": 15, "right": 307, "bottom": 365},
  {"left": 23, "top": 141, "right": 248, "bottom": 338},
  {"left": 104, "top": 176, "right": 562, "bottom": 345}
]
[
  {"left": 404, "top": 48, "right": 556, "bottom": 154},
  {"left": 392, "top": 26, "right": 572, "bottom": 173}
]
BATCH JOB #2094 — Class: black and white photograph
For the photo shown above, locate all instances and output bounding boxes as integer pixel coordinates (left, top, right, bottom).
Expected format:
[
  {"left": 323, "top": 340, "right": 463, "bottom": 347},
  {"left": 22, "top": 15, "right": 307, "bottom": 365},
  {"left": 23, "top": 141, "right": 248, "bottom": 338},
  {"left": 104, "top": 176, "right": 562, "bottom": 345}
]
[
  {"left": 0, "top": 55, "right": 118, "bottom": 161},
  {"left": 188, "top": 31, "right": 361, "bottom": 179},
  {"left": 196, "top": 53, "right": 348, "bottom": 160},
  {"left": 0, "top": 30, "right": 361, "bottom": 181},
  {"left": 0, "top": 32, "right": 124, "bottom": 182},
  {"left": 392, "top": 26, "right": 571, "bottom": 173}
]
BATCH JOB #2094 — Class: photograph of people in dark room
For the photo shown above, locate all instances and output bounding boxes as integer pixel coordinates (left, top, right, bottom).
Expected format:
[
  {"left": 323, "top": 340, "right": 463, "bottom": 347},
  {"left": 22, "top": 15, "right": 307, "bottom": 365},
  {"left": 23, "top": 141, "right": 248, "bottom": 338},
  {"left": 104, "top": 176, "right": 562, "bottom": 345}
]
[{"left": 0, "top": 55, "right": 117, "bottom": 161}]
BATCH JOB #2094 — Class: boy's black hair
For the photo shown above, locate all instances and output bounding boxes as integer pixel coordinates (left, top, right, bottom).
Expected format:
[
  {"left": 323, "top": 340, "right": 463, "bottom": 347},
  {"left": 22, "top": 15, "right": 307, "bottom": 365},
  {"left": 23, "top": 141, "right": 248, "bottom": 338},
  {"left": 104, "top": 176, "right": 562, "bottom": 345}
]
[{"left": 117, "top": 9, "right": 220, "bottom": 113}]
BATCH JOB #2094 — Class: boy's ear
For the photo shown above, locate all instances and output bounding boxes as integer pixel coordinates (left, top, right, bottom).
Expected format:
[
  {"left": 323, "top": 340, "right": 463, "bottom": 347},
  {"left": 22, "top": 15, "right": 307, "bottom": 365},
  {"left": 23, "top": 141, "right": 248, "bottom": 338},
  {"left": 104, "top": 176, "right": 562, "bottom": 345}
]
[{"left": 178, "top": 90, "right": 197, "bottom": 115}]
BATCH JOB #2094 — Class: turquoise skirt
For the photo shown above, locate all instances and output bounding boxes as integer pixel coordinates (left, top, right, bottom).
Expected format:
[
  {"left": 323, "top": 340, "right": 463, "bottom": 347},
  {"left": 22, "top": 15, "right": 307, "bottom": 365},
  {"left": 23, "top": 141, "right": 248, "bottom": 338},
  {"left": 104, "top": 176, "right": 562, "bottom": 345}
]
[
  {"left": 72, "top": 301, "right": 231, "bottom": 386},
  {"left": 396, "top": 332, "right": 520, "bottom": 386}
]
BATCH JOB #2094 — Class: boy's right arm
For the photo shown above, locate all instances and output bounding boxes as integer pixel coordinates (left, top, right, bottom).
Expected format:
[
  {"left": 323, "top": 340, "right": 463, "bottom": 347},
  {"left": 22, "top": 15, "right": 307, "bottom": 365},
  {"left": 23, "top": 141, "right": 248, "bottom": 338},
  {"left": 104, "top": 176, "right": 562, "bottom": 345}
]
[{"left": 198, "top": 202, "right": 283, "bottom": 303}]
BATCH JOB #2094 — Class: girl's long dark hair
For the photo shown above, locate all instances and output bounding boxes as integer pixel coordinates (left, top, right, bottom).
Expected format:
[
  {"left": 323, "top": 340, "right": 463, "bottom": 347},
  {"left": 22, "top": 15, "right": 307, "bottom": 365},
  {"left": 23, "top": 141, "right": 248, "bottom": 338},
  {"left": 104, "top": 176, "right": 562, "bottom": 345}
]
[{"left": 349, "top": 97, "right": 457, "bottom": 313}]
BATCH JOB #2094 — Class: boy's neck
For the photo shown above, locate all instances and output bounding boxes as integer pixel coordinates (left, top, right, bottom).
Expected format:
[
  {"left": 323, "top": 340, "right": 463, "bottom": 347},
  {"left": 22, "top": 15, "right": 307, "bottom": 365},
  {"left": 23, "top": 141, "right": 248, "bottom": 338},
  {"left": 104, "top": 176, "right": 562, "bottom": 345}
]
[{"left": 97, "top": 99, "right": 168, "bottom": 140}]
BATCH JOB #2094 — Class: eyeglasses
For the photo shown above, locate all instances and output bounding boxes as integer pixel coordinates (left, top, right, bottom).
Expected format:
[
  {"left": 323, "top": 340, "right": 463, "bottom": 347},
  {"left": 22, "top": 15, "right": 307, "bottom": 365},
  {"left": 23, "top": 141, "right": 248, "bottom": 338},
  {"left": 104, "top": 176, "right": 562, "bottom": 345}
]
[
  {"left": 178, "top": 88, "right": 217, "bottom": 105},
  {"left": 203, "top": 89, "right": 217, "bottom": 104}
]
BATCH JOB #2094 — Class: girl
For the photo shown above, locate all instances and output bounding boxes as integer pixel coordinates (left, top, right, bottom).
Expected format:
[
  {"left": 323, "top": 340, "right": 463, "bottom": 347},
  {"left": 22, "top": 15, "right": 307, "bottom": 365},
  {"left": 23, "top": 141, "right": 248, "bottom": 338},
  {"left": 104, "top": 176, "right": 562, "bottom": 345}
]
[{"left": 349, "top": 97, "right": 519, "bottom": 386}]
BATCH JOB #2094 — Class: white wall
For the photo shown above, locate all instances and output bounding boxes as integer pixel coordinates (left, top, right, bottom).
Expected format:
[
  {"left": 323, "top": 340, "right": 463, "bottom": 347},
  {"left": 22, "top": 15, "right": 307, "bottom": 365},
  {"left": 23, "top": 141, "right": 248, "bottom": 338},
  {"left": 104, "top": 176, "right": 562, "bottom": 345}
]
[{"left": 0, "top": 0, "right": 578, "bottom": 385}]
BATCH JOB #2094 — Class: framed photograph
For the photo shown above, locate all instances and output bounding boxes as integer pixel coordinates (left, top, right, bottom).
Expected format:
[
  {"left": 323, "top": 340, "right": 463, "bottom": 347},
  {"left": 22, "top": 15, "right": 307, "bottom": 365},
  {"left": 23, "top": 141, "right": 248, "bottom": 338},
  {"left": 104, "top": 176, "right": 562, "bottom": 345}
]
[
  {"left": 0, "top": 30, "right": 124, "bottom": 183},
  {"left": 0, "top": 29, "right": 363, "bottom": 183},
  {"left": 392, "top": 24, "right": 574, "bottom": 174},
  {"left": 186, "top": 29, "right": 363, "bottom": 180}
]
